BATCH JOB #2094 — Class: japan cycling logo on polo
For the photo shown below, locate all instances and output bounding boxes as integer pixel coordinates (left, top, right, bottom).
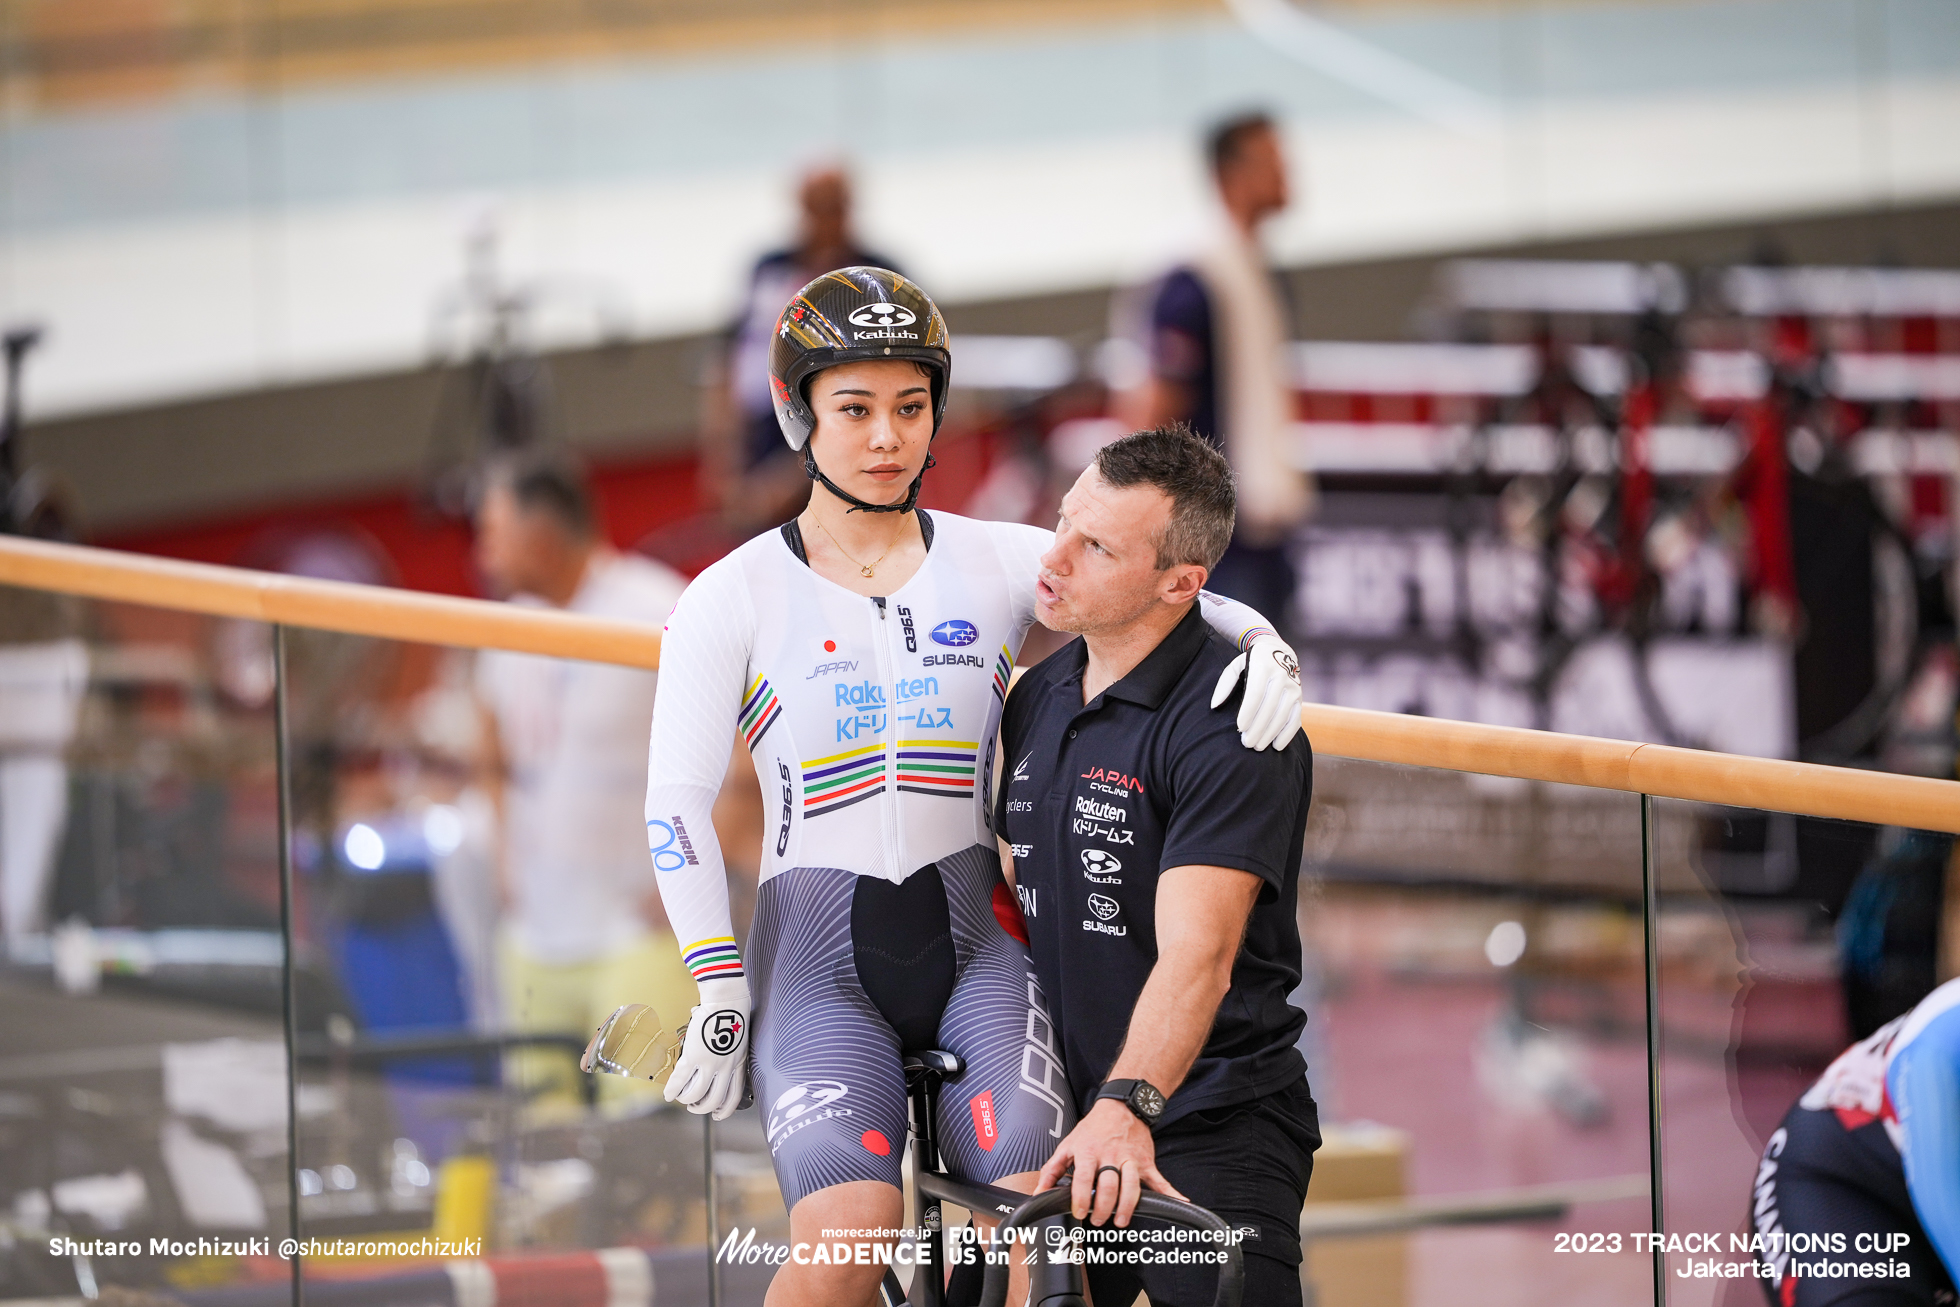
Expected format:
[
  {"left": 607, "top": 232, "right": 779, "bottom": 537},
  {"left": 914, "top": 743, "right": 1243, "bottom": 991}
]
[
  {"left": 847, "top": 303, "right": 916, "bottom": 328},
  {"left": 931, "top": 620, "right": 979, "bottom": 647}
]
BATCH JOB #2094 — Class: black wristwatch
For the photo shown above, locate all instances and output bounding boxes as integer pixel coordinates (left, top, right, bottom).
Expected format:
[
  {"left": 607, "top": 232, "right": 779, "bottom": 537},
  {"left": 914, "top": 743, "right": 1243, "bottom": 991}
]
[{"left": 1096, "top": 1078, "right": 1167, "bottom": 1129}]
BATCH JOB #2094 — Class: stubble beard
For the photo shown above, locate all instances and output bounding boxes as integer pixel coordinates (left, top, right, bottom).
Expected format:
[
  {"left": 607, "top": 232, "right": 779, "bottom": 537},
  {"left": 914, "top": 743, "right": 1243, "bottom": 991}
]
[{"left": 1038, "top": 581, "right": 1159, "bottom": 640}]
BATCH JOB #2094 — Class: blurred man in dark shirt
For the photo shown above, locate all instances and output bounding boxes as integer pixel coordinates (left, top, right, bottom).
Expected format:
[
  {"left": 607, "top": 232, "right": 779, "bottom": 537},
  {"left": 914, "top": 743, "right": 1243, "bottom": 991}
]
[
  {"left": 699, "top": 166, "right": 898, "bottom": 532},
  {"left": 1117, "top": 112, "right": 1314, "bottom": 636}
]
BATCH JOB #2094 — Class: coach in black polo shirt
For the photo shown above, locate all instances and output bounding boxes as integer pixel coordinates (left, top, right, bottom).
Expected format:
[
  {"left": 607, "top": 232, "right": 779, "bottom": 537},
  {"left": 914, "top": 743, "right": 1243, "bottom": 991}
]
[{"left": 997, "top": 424, "right": 1318, "bottom": 1306}]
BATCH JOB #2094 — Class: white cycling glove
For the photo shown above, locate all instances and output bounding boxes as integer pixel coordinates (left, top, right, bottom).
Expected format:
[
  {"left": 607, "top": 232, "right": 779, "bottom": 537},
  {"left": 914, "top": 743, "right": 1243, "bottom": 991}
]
[
  {"left": 1211, "top": 632, "right": 1303, "bottom": 752},
  {"left": 663, "top": 977, "right": 751, "bottom": 1121}
]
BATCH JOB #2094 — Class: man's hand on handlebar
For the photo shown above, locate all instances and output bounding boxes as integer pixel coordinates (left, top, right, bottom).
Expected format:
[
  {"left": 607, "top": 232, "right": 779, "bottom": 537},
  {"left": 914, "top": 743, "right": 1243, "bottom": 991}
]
[{"left": 1036, "top": 1099, "right": 1188, "bottom": 1228}]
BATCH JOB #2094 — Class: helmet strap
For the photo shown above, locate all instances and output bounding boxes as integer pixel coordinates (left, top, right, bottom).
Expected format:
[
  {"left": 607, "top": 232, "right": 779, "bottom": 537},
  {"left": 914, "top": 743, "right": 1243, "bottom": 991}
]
[{"left": 802, "top": 443, "right": 936, "bottom": 515}]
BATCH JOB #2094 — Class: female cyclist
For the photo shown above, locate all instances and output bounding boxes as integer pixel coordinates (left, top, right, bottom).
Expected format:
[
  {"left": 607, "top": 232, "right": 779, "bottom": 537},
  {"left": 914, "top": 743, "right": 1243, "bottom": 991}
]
[{"left": 642, "top": 267, "right": 1302, "bottom": 1306}]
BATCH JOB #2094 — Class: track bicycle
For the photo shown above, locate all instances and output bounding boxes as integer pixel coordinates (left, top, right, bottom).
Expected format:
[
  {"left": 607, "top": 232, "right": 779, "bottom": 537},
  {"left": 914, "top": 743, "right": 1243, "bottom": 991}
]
[{"left": 583, "top": 1005, "right": 1246, "bottom": 1307}]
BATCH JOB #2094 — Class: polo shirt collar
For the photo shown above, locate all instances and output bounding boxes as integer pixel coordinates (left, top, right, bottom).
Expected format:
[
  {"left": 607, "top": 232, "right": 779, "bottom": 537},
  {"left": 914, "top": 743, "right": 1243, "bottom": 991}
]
[{"left": 1061, "top": 601, "right": 1212, "bottom": 710}]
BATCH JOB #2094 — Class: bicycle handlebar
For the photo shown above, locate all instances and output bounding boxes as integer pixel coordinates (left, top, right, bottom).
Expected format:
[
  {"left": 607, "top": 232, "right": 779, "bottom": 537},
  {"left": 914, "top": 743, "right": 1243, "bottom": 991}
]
[{"left": 977, "top": 1187, "right": 1244, "bottom": 1307}]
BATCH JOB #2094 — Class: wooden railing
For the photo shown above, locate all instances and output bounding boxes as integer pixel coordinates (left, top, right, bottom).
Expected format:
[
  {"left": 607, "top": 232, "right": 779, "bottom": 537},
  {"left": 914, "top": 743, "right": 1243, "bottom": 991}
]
[{"left": 3, "top": 535, "right": 1956, "bottom": 834}]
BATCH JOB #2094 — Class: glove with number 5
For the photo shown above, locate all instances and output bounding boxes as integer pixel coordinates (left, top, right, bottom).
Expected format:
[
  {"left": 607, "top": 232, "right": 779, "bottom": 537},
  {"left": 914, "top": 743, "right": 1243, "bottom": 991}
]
[
  {"left": 663, "top": 977, "right": 751, "bottom": 1120},
  {"left": 1212, "top": 632, "right": 1303, "bottom": 751}
]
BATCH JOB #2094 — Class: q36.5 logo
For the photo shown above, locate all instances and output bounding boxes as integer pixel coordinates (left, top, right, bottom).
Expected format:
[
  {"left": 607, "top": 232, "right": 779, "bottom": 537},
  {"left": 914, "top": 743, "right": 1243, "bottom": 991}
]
[
  {"left": 847, "top": 302, "right": 916, "bottom": 328},
  {"left": 931, "top": 619, "right": 979, "bottom": 647}
]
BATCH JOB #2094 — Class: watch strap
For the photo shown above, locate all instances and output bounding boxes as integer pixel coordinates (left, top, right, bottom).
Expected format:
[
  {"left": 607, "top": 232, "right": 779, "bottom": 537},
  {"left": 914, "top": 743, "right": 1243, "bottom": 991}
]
[{"left": 1096, "top": 1078, "right": 1163, "bottom": 1127}]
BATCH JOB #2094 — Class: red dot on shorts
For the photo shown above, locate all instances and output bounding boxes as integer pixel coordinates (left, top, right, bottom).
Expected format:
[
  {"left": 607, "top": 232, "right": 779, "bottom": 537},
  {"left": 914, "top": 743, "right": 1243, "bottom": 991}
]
[
  {"left": 824, "top": 640, "right": 836, "bottom": 652},
  {"left": 861, "top": 1130, "right": 890, "bottom": 1156}
]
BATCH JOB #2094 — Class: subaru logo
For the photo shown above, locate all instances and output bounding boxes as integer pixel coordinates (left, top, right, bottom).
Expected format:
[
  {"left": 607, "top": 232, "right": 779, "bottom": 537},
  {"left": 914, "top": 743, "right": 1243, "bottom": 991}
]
[
  {"left": 1087, "top": 893, "right": 1121, "bottom": 922},
  {"left": 848, "top": 302, "right": 917, "bottom": 328},
  {"left": 931, "top": 620, "right": 978, "bottom": 647}
]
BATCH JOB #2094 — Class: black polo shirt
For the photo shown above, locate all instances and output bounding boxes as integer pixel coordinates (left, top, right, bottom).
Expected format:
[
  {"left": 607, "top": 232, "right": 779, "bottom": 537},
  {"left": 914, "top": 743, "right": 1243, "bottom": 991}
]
[{"left": 996, "top": 602, "right": 1312, "bottom": 1131}]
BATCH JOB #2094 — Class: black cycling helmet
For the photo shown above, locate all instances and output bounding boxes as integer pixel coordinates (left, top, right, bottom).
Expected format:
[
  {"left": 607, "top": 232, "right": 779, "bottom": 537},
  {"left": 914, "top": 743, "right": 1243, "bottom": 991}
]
[{"left": 769, "top": 266, "right": 951, "bottom": 514}]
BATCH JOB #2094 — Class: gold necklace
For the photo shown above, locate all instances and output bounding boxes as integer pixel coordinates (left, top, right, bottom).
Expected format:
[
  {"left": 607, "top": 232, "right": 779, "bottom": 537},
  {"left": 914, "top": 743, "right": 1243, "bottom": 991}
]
[{"left": 811, "top": 514, "right": 901, "bottom": 578}]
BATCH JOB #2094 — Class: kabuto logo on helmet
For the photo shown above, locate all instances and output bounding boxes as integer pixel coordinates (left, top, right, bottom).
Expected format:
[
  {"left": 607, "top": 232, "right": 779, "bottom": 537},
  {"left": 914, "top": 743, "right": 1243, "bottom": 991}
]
[
  {"left": 849, "top": 298, "right": 921, "bottom": 342},
  {"left": 848, "top": 302, "right": 916, "bottom": 328}
]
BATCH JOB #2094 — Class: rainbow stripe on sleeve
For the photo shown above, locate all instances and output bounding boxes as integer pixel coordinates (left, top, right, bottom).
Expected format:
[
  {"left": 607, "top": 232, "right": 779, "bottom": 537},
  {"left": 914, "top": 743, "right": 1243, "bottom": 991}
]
[
  {"left": 1237, "top": 626, "right": 1274, "bottom": 651},
  {"left": 991, "top": 645, "right": 1012, "bottom": 700},
  {"left": 683, "top": 936, "right": 744, "bottom": 982},
  {"left": 740, "top": 674, "right": 782, "bottom": 750}
]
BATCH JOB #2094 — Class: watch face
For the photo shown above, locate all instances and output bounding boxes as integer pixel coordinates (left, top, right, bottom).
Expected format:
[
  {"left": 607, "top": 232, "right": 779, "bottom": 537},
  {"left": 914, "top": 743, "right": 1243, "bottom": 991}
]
[{"left": 1133, "top": 1084, "right": 1166, "bottom": 1119}]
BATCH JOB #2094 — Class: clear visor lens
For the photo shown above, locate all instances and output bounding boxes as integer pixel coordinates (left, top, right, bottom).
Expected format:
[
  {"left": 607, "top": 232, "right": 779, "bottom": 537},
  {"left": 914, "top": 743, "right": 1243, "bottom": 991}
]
[{"left": 580, "top": 1004, "right": 686, "bottom": 1082}]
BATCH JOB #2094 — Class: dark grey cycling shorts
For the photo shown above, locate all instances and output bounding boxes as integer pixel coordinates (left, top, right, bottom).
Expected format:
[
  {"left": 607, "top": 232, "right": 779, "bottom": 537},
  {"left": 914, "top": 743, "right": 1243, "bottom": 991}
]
[{"left": 747, "top": 846, "right": 1076, "bottom": 1211}]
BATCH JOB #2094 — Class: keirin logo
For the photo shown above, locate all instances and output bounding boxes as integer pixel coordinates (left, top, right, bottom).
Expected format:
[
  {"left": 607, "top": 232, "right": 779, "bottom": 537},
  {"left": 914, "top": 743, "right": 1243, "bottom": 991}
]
[
  {"left": 647, "top": 819, "right": 693, "bottom": 871},
  {"left": 766, "top": 1080, "right": 851, "bottom": 1146},
  {"left": 848, "top": 302, "right": 917, "bottom": 328}
]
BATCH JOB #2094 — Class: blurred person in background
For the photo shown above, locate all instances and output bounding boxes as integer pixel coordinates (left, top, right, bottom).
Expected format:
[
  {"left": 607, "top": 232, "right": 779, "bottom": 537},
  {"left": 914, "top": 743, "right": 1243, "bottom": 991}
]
[
  {"left": 472, "top": 451, "right": 692, "bottom": 1108},
  {"left": 699, "top": 165, "right": 898, "bottom": 535},
  {"left": 1115, "top": 110, "right": 1315, "bottom": 636}
]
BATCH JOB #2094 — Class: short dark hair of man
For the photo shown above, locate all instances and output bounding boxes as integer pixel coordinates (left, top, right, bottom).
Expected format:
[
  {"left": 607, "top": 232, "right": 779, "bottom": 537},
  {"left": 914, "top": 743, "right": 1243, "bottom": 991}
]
[
  {"left": 1093, "top": 424, "right": 1237, "bottom": 570},
  {"left": 484, "top": 450, "right": 597, "bottom": 540},
  {"left": 1207, "top": 110, "right": 1276, "bottom": 177}
]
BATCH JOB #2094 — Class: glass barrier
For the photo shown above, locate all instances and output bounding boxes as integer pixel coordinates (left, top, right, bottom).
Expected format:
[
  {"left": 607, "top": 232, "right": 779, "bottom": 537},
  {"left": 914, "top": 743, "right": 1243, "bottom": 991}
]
[
  {"left": 1650, "top": 799, "right": 1955, "bottom": 1307},
  {"left": 11, "top": 568, "right": 1955, "bottom": 1307},
  {"left": 272, "top": 629, "right": 747, "bottom": 1303},
  {"left": 1300, "top": 757, "right": 1654, "bottom": 1307},
  {"left": 0, "top": 585, "right": 293, "bottom": 1301}
]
